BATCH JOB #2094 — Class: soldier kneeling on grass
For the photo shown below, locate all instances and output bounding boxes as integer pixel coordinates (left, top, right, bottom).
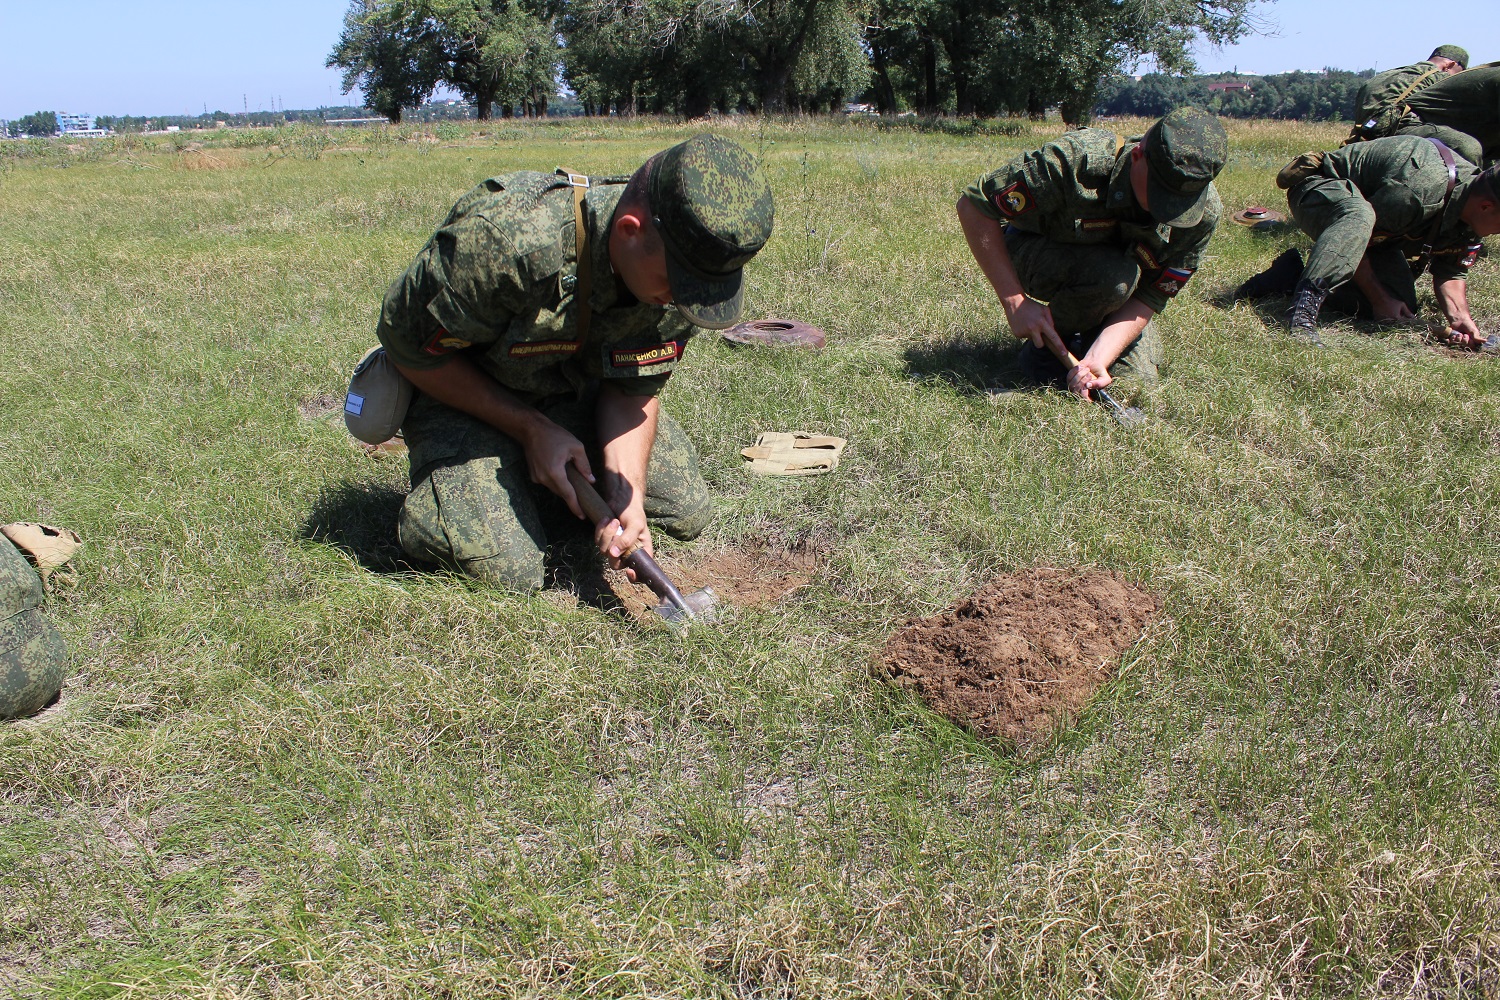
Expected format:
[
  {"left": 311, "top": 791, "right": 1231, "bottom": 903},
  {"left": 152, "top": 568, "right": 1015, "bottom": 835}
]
[
  {"left": 355, "top": 135, "right": 774, "bottom": 591},
  {"left": 955, "top": 106, "right": 1228, "bottom": 400},
  {"left": 1, "top": 523, "right": 78, "bottom": 721},
  {"left": 1236, "top": 136, "right": 1500, "bottom": 348}
]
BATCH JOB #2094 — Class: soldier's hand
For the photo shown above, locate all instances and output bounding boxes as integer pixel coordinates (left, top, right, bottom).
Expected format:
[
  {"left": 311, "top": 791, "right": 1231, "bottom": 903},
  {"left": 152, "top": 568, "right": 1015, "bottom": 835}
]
[
  {"left": 1446, "top": 316, "right": 1484, "bottom": 350},
  {"left": 1003, "top": 296, "right": 1068, "bottom": 359},
  {"left": 1067, "top": 359, "right": 1112, "bottom": 400},
  {"left": 593, "top": 504, "right": 653, "bottom": 579},
  {"left": 524, "top": 422, "right": 592, "bottom": 519},
  {"left": 1372, "top": 297, "right": 1416, "bottom": 324}
]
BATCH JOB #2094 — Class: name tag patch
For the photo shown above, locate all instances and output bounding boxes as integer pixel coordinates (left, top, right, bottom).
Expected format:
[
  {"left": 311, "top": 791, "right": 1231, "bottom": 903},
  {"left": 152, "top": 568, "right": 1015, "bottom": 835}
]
[
  {"left": 423, "top": 330, "right": 473, "bottom": 356},
  {"left": 1080, "top": 218, "right": 1117, "bottom": 231},
  {"left": 345, "top": 393, "right": 365, "bottom": 415},
  {"left": 1153, "top": 267, "right": 1194, "bottom": 297},
  {"left": 509, "top": 340, "right": 580, "bottom": 358},
  {"left": 1134, "top": 244, "right": 1161, "bottom": 270},
  {"left": 611, "top": 341, "right": 682, "bottom": 368},
  {"left": 992, "top": 180, "right": 1034, "bottom": 218}
]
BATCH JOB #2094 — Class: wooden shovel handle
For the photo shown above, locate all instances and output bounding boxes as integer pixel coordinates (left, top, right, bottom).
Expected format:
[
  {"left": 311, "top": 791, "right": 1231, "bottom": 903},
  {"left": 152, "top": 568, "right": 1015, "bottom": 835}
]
[{"left": 564, "top": 463, "right": 691, "bottom": 613}]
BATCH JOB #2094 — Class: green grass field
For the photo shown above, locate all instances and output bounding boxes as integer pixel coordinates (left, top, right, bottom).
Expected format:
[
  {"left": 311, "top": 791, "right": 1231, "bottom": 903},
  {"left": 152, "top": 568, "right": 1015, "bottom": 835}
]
[{"left": 3, "top": 116, "right": 1499, "bottom": 997}]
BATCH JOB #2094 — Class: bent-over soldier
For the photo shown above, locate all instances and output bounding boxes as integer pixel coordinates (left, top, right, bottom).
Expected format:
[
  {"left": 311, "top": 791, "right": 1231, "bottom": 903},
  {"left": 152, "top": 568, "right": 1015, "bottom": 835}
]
[
  {"left": 956, "top": 106, "right": 1228, "bottom": 398},
  {"left": 1401, "top": 61, "right": 1500, "bottom": 167},
  {"left": 1240, "top": 136, "right": 1500, "bottom": 346},
  {"left": 1346, "top": 45, "right": 1469, "bottom": 147},
  {"left": 373, "top": 134, "right": 774, "bottom": 590}
]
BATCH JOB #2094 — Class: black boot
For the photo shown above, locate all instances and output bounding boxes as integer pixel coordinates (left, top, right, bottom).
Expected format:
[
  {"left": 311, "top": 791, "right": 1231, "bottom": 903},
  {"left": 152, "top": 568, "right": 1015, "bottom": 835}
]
[
  {"left": 1234, "top": 248, "right": 1304, "bottom": 300},
  {"left": 1285, "top": 278, "right": 1328, "bottom": 346}
]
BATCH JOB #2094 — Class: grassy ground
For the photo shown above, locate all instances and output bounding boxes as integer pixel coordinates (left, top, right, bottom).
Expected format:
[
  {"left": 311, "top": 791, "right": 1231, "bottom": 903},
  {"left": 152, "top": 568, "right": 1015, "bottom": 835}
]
[{"left": 3, "top": 115, "right": 1499, "bottom": 997}]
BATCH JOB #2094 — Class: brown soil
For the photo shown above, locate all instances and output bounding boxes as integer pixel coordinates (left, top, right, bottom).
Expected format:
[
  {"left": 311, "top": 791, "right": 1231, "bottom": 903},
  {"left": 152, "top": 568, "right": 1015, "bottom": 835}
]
[
  {"left": 880, "top": 568, "right": 1158, "bottom": 746},
  {"left": 607, "top": 541, "right": 819, "bottom": 620}
]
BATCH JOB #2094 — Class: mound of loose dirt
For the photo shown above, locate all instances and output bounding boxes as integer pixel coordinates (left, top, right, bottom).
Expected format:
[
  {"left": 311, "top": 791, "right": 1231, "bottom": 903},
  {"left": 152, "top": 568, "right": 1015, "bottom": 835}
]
[
  {"left": 881, "top": 568, "right": 1158, "bottom": 746},
  {"left": 607, "top": 541, "right": 818, "bottom": 620}
]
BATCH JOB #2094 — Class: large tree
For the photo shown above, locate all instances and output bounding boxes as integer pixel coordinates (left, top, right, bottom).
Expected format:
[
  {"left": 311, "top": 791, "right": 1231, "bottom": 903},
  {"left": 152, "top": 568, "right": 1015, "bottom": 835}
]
[
  {"left": 430, "top": 0, "right": 560, "bottom": 118},
  {"left": 327, "top": 0, "right": 445, "bottom": 122}
]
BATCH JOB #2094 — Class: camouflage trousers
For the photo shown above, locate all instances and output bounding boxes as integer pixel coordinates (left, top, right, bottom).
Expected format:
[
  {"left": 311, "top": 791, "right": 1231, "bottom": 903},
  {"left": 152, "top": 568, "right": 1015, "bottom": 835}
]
[
  {"left": 398, "top": 390, "right": 712, "bottom": 591},
  {"left": 1289, "top": 177, "right": 1423, "bottom": 316},
  {"left": 0, "top": 537, "right": 65, "bottom": 721},
  {"left": 1004, "top": 228, "right": 1165, "bottom": 384}
]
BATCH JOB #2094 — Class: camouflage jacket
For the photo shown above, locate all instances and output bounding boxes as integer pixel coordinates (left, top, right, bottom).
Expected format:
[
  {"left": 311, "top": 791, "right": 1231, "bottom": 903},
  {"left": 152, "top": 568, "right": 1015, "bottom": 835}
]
[
  {"left": 377, "top": 170, "right": 694, "bottom": 402},
  {"left": 1350, "top": 62, "right": 1450, "bottom": 139},
  {"left": 1316, "top": 137, "right": 1483, "bottom": 283},
  {"left": 963, "top": 128, "right": 1221, "bottom": 312}
]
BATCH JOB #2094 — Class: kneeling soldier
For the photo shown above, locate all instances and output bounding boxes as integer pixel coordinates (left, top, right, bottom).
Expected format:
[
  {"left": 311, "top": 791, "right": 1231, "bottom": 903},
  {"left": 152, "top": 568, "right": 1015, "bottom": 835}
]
[
  {"left": 956, "top": 107, "right": 1228, "bottom": 398},
  {"left": 372, "top": 135, "right": 774, "bottom": 590}
]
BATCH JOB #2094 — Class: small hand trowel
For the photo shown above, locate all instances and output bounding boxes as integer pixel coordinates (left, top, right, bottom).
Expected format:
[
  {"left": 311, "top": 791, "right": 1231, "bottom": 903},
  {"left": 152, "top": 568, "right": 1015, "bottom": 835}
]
[{"left": 566, "top": 466, "right": 718, "bottom": 626}]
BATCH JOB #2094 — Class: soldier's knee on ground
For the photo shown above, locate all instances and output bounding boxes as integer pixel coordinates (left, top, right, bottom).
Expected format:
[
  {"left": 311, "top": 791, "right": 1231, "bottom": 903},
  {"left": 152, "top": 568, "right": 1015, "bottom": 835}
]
[
  {"left": 399, "top": 461, "right": 548, "bottom": 592},
  {"left": 652, "top": 491, "right": 712, "bottom": 541}
]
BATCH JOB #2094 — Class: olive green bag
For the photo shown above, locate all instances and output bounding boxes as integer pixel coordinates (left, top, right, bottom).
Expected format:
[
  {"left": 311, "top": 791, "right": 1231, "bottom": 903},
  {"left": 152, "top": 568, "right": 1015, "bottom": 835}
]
[{"left": 0, "top": 534, "right": 66, "bottom": 720}]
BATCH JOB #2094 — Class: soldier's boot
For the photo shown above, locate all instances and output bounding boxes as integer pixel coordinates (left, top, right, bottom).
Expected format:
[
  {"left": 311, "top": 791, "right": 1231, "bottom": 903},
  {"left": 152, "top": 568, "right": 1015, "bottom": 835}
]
[
  {"left": 1234, "top": 248, "right": 1304, "bottom": 300},
  {"left": 1285, "top": 278, "right": 1329, "bottom": 347}
]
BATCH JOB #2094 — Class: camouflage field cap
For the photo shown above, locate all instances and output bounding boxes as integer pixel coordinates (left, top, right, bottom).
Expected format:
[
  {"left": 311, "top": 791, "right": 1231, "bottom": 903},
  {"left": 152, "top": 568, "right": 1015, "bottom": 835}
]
[
  {"left": 1142, "top": 107, "right": 1229, "bottom": 228},
  {"left": 647, "top": 133, "right": 775, "bottom": 330},
  {"left": 1430, "top": 44, "right": 1469, "bottom": 69}
]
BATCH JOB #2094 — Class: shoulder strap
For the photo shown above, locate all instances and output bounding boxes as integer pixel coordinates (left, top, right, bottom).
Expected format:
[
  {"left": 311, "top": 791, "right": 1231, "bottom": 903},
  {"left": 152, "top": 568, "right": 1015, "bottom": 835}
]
[
  {"left": 1392, "top": 66, "right": 1444, "bottom": 112},
  {"left": 1412, "top": 138, "right": 1459, "bottom": 276},
  {"left": 562, "top": 170, "right": 593, "bottom": 341}
]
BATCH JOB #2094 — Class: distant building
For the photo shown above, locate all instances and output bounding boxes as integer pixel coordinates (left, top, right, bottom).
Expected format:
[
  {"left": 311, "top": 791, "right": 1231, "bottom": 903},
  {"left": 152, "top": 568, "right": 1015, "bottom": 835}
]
[
  {"left": 1206, "top": 81, "right": 1253, "bottom": 93},
  {"left": 57, "top": 112, "right": 109, "bottom": 137}
]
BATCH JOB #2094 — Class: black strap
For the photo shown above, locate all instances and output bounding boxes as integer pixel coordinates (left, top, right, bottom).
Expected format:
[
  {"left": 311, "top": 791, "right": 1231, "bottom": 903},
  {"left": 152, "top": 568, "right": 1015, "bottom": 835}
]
[{"left": 1412, "top": 138, "right": 1459, "bottom": 278}]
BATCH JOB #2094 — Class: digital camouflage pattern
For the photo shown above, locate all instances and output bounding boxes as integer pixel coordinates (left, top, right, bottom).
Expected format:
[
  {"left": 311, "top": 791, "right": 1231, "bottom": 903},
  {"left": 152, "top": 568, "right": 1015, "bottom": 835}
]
[
  {"left": 1141, "top": 107, "right": 1229, "bottom": 228},
  {"left": 1287, "top": 136, "right": 1483, "bottom": 293},
  {"left": 378, "top": 174, "right": 695, "bottom": 398},
  {"left": 0, "top": 535, "right": 65, "bottom": 720},
  {"left": 964, "top": 125, "right": 1222, "bottom": 317},
  {"left": 1403, "top": 63, "right": 1500, "bottom": 165},
  {"left": 649, "top": 134, "right": 776, "bottom": 329},
  {"left": 398, "top": 390, "right": 711, "bottom": 590}
]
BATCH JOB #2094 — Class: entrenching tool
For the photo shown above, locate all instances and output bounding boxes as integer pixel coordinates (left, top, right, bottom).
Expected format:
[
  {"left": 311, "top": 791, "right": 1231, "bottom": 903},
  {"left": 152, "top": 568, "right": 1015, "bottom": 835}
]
[
  {"left": 565, "top": 466, "right": 719, "bottom": 626},
  {"left": 1048, "top": 342, "right": 1148, "bottom": 428}
]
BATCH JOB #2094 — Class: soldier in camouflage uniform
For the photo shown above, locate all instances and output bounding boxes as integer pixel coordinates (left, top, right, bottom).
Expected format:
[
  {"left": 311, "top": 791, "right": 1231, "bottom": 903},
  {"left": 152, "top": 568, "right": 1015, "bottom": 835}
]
[
  {"left": 1, "top": 533, "right": 66, "bottom": 721},
  {"left": 1402, "top": 61, "right": 1500, "bottom": 167},
  {"left": 956, "top": 107, "right": 1228, "bottom": 398},
  {"left": 375, "top": 134, "right": 774, "bottom": 590},
  {"left": 1346, "top": 45, "right": 1469, "bottom": 152},
  {"left": 1240, "top": 136, "right": 1500, "bottom": 346}
]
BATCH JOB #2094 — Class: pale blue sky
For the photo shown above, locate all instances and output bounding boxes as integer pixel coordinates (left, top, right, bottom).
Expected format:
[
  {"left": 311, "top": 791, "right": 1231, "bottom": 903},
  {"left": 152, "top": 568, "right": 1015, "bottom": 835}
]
[{"left": 2, "top": 1, "right": 1499, "bottom": 120}]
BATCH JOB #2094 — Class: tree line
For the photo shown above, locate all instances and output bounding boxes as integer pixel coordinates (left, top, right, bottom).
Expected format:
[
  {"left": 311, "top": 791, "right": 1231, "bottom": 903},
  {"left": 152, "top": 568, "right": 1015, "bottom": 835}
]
[
  {"left": 1098, "top": 69, "right": 1374, "bottom": 121},
  {"left": 327, "top": 0, "right": 1260, "bottom": 123}
]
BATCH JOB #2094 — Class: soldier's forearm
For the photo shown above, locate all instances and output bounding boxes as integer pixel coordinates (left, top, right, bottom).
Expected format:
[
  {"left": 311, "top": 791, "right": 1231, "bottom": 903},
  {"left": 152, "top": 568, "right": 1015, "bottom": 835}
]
[
  {"left": 596, "top": 386, "right": 658, "bottom": 512},
  {"left": 394, "top": 356, "right": 555, "bottom": 446},
  {"left": 956, "top": 196, "right": 1027, "bottom": 308},
  {"left": 1434, "top": 277, "right": 1471, "bottom": 326},
  {"left": 1085, "top": 300, "right": 1154, "bottom": 371}
]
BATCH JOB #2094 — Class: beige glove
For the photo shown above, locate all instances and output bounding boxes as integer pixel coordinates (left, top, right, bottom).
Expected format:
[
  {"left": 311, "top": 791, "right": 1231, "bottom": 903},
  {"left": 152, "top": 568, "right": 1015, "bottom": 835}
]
[
  {"left": 741, "top": 433, "right": 847, "bottom": 476},
  {"left": 1, "top": 523, "right": 83, "bottom": 591}
]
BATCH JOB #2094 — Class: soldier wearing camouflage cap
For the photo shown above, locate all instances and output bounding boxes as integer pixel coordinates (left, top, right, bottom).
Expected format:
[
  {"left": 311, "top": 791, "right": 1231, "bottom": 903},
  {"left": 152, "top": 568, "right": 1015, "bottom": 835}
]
[
  {"left": 370, "top": 134, "right": 774, "bottom": 590},
  {"left": 1345, "top": 45, "right": 1469, "bottom": 149},
  {"left": 957, "top": 106, "right": 1228, "bottom": 398}
]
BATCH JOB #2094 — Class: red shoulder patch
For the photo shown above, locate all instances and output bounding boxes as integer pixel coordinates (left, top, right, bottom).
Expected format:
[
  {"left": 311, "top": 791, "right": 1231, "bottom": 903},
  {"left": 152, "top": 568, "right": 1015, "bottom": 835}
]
[
  {"left": 992, "top": 180, "right": 1035, "bottom": 219},
  {"left": 423, "top": 329, "right": 473, "bottom": 355}
]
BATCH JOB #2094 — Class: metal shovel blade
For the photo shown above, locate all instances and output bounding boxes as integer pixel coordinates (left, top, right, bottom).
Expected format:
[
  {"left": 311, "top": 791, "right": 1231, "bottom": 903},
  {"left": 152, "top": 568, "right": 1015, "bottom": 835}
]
[
  {"left": 652, "top": 586, "right": 720, "bottom": 627},
  {"left": 1094, "top": 388, "right": 1147, "bottom": 428}
]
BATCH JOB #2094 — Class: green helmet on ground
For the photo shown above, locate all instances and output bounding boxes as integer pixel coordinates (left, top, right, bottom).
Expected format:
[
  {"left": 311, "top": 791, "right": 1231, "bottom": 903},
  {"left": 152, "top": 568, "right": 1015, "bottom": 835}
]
[{"left": 0, "top": 535, "right": 66, "bottom": 720}]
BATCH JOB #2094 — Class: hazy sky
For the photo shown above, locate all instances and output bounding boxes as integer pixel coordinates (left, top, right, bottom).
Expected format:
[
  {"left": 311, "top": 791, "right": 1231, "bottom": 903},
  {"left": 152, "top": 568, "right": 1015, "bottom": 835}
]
[{"left": 3, "top": 1, "right": 1499, "bottom": 120}]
